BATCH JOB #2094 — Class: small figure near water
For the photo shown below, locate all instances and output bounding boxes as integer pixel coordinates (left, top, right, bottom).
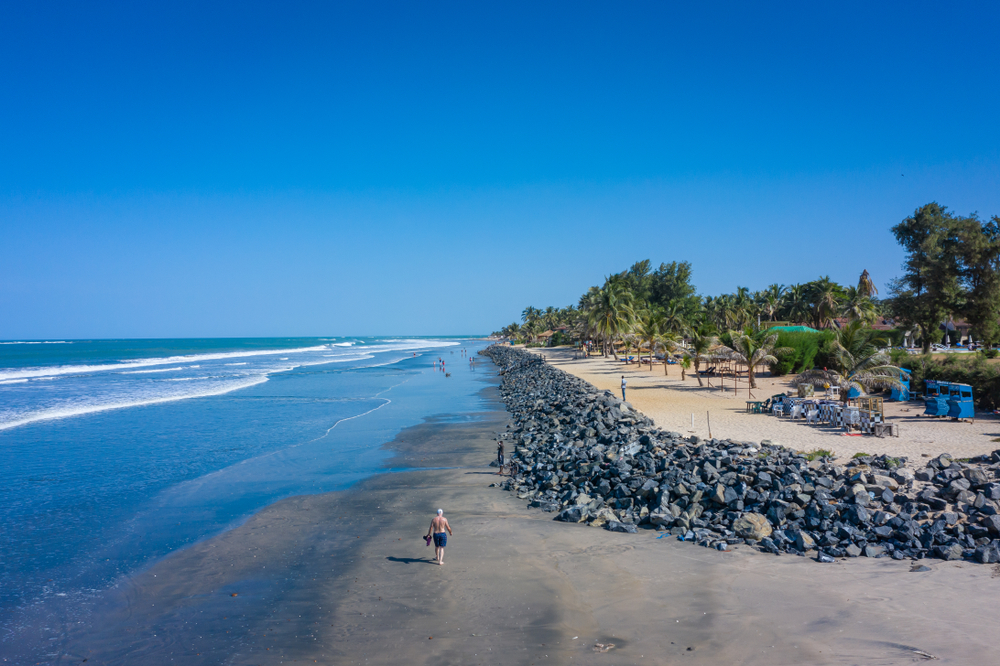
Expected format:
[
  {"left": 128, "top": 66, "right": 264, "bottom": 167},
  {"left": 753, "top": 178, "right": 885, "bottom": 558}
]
[
  {"left": 425, "top": 509, "right": 453, "bottom": 565},
  {"left": 496, "top": 440, "right": 504, "bottom": 474},
  {"left": 621, "top": 375, "right": 627, "bottom": 401}
]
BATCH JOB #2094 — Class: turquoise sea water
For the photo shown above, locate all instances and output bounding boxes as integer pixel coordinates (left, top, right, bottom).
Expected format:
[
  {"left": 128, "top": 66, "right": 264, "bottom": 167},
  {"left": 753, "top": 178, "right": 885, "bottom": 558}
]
[{"left": 0, "top": 337, "right": 491, "bottom": 661}]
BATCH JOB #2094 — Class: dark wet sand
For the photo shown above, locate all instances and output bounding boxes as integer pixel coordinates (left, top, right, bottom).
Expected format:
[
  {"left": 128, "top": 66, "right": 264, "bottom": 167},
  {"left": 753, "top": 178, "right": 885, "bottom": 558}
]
[{"left": 60, "top": 383, "right": 1000, "bottom": 665}]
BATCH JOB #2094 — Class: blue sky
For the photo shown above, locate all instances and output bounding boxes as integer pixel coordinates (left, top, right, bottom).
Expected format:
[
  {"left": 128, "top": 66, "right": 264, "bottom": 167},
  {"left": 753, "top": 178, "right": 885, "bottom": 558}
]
[{"left": 2, "top": 1, "right": 998, "bottom": 338}]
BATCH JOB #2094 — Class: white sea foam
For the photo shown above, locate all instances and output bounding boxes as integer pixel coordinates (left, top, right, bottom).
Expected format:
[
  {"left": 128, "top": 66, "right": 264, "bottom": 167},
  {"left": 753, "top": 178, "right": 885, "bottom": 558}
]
[
  {"left": 0, "top": 338, "right": 461, "bottom": 431},
  {"left": 0, "top": 340, "right": 72, "bottom": 345},
  {"left": 0, "top": 344, "right": 331, "bottom": 382},
  {"left": 330, "top": 342, "right": 354, "bottom": 347},
  {"left": 0, "top": 375, "right": 269, "bottom": 432}
]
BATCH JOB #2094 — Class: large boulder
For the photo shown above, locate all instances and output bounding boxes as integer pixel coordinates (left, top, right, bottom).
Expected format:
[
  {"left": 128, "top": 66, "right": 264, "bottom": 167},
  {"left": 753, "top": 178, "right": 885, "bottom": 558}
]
[{"left": 733, "top": 513, "right": 772, "bottom": 541}]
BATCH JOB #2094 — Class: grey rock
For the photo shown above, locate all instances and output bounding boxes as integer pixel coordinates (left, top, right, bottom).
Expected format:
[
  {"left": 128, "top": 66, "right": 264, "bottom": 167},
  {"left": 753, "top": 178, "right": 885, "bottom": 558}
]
[
  {"left": 606, "top": 520, "right": 638, "bottom": 534},
  {"left": 935, "top": 542, "right": 964, "bottom": 561},
  {"left": 554, "top": 506, "right": 588, "bottom": 522}
]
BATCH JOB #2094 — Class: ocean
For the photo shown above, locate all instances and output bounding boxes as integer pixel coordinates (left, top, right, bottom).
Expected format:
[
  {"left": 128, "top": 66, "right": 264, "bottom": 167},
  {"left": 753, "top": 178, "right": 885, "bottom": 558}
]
[{"left": 0, "top": 337, "right": 491, "bottom": 660}]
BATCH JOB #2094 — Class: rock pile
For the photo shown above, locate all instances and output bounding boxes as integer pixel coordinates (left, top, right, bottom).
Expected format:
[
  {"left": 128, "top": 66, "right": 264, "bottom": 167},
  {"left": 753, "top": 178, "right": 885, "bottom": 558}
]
[{"left": 481, "top": 344, "right": 1000, "bottom": 563}]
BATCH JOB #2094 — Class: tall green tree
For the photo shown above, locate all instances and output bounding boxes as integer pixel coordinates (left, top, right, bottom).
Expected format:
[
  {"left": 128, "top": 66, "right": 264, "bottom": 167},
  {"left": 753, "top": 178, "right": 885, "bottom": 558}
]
[
  {"left": 956, "top": 215, "right": 1000, "bottom": 346},
  {"left": 648, "top": 261, "right": 700, "bottom": 315},
  {"left": 625, "top": 260, "right": 653, "bottom": 306},
  {"left": 888, "top": 203, "right": 964, "bottom": 353}
]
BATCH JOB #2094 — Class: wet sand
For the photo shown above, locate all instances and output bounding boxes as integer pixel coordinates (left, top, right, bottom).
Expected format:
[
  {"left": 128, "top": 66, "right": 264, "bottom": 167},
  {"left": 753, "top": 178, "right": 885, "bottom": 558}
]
[{"left": 59, "top": 379, "right": 1000, "bottom": 665}]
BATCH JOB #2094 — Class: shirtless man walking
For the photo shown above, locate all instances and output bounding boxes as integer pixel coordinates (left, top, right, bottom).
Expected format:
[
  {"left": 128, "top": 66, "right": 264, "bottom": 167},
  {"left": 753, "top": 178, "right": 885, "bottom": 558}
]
[{"left": 425, "top": 509, "right": 453, "bottom": 565}]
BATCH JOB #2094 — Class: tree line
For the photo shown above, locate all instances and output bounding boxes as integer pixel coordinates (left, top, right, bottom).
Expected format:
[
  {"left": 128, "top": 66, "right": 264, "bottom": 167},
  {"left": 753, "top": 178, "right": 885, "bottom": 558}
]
[{"left": 495, "top": 202, "right": 1000, "bottom": 356}]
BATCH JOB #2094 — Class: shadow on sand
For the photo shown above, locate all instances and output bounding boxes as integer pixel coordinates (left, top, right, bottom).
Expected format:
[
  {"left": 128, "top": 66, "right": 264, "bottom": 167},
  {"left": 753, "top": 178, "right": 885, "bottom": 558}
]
[{"left": 386, "top": 556, "right": 436, "bottom": 565}]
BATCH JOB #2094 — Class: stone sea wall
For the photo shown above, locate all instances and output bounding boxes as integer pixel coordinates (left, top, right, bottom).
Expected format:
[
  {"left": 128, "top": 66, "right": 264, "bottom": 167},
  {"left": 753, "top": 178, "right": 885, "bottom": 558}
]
[{"left": 481, "top": 344, "right": 1000, "bottom": 563}]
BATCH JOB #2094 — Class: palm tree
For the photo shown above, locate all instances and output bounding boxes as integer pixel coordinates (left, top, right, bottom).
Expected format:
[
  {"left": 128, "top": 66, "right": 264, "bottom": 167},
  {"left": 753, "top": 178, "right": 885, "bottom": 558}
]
[
  {"left": 720, "top": 329, "right": 790, "bottom": 390},
  {"left": 800, "top": 320, "right": 902, "bottom": 401},
  {"left": 634, "top": 310, "right": 664, "bottom": 371},
  {"left": 661, "top": 301, "right": 687, "bottom": 337},
  {"left": 683, "top": 327, "right": 718, "bottom": 386},
  {"left": 521, "top": 306, "right": 541, "bottom": 326},
  {"left": 542, "top": 306, "right": 559, "bottom": 331},
  {"left": 519, "top": 321, "right": 538, "bottom": 343},
  {"left": 761, "top": 284, "right": 785, "bottom": 321},
  {"left": 858, "top": 269, "right": 878, "bottom": 299},
  {"left": 588, "top": 277, "right": 636, "bottom": 357},
  {"left": 806, "top": 277, "right": 843, "bottom": 329},
  {"left": 842, "top": 286, "right": 878, "bottom": 324},
  {"left": 655, "top": 331, "right": 680, "bottom": 375},
  {"left": 782, "top": 284, "right": 811, "bottom": 324}
]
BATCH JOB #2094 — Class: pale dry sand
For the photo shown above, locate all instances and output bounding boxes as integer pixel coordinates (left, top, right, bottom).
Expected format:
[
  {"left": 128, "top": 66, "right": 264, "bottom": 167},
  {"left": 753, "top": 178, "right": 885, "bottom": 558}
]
[
  {"left": 60, "top": 376, "right": 1000, "bottom": 665},
  {"left": 535, "top": 347, "right": 1000, "bottom": 462}
]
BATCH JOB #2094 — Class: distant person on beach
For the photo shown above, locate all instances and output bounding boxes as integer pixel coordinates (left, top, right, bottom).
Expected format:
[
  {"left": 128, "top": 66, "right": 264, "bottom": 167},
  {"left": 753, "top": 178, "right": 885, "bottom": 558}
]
[
  {"left": 425, "top": 509, "right": 453, "bottom": 565},
  {"left": 497, "top": 441, "right": 504, "bottom": 474},
  {"left": 621, "top": 376, "right": 627, "bottom": 401},
  {"left": 508, "top": 459, "right": 519, "bottom": 478}
]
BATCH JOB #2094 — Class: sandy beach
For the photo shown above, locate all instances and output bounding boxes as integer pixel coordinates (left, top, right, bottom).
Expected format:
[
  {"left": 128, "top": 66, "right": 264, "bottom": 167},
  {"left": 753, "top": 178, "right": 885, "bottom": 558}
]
[
  {"left": 533, "top": 347, "right": 1000, "bottom": 463},
  {"left": 56, "top": 369, "right": 1000, "bottom": 665}
]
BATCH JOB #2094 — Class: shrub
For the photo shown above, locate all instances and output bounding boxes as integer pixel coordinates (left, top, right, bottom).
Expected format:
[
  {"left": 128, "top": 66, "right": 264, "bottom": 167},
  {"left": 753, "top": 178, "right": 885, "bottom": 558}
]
[
  {"left": 771, "top": 330, "right": 836, "bottom": 376},
  {"left": 801, "top": 448, "right": 834, "bottom": 461}
]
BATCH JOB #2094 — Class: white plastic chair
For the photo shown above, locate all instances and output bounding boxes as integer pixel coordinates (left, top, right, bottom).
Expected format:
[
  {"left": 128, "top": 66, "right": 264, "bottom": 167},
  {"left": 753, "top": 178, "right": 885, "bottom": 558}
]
[{"left": 806, "top": 408, "right": 819, "bottom": 424}]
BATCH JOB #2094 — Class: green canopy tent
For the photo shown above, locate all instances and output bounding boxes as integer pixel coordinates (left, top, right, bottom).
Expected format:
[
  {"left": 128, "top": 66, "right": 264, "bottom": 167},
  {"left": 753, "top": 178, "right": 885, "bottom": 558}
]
[{"left": 767, "top": 325, "right": 819, "bottom": 333}]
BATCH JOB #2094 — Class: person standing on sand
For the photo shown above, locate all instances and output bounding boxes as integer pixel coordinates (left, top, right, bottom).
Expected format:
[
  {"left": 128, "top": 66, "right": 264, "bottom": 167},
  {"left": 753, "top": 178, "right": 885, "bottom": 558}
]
[
  {"left": 496, "top": 440, "right": 505, "bottom": 474},
  {"left": 621, "top": 375, "right": 627, "bottom": 401},
  {"left": 426, "top": 509, "right": 453, "bottom": 565}
]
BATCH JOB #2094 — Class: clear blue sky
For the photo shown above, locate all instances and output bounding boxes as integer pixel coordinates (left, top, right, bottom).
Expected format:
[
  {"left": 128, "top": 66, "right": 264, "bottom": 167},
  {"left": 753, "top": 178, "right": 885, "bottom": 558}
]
[{"left": 2, "top": 1, "right": 998, "bottom": 338}]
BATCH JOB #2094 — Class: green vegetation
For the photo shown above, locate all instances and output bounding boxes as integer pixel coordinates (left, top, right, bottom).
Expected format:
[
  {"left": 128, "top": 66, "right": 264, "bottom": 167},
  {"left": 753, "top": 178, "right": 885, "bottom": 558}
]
[
  {"left": 801, "top": 449, "right": 834, "bottom": 461},
  {"left": 889, "top": 203, "right": 1000, "bottom": 351},
  {"left": 798, "top": 320, "right": 904, "bottom": 401},
  {"left": 772, "top": 330, "right": 836, "bottom": 375},
  {"left": 493, "top": 202, "right": 1000, "bottom": 394},
  {"left": 852, "top": 452, "right": 871, "bottom": 459}
]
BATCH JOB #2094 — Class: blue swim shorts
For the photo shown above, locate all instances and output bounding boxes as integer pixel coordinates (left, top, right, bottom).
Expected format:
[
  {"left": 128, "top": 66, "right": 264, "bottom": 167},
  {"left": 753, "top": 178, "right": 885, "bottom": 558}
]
[{"left": 433, "top": 532, "right": 447, "bottom": 548}]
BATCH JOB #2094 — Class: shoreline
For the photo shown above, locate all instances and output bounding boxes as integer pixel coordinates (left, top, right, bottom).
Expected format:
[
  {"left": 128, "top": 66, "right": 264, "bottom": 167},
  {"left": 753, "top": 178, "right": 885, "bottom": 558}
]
[{"left": 56, "top": 361, "right": 1000, "bottom": 665}]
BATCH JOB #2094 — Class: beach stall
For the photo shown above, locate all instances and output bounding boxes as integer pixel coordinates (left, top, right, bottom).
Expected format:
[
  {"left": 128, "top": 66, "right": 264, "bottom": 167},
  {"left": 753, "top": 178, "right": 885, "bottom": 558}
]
[
  {"left": 946, "top": 383, "right": 975, "bottom": 422},
  {"left": 890, "top": 370, "right": 911, "bottom": 401},
  {"left": 923, "top": 380, "right": 952, "bottom": 417}
]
